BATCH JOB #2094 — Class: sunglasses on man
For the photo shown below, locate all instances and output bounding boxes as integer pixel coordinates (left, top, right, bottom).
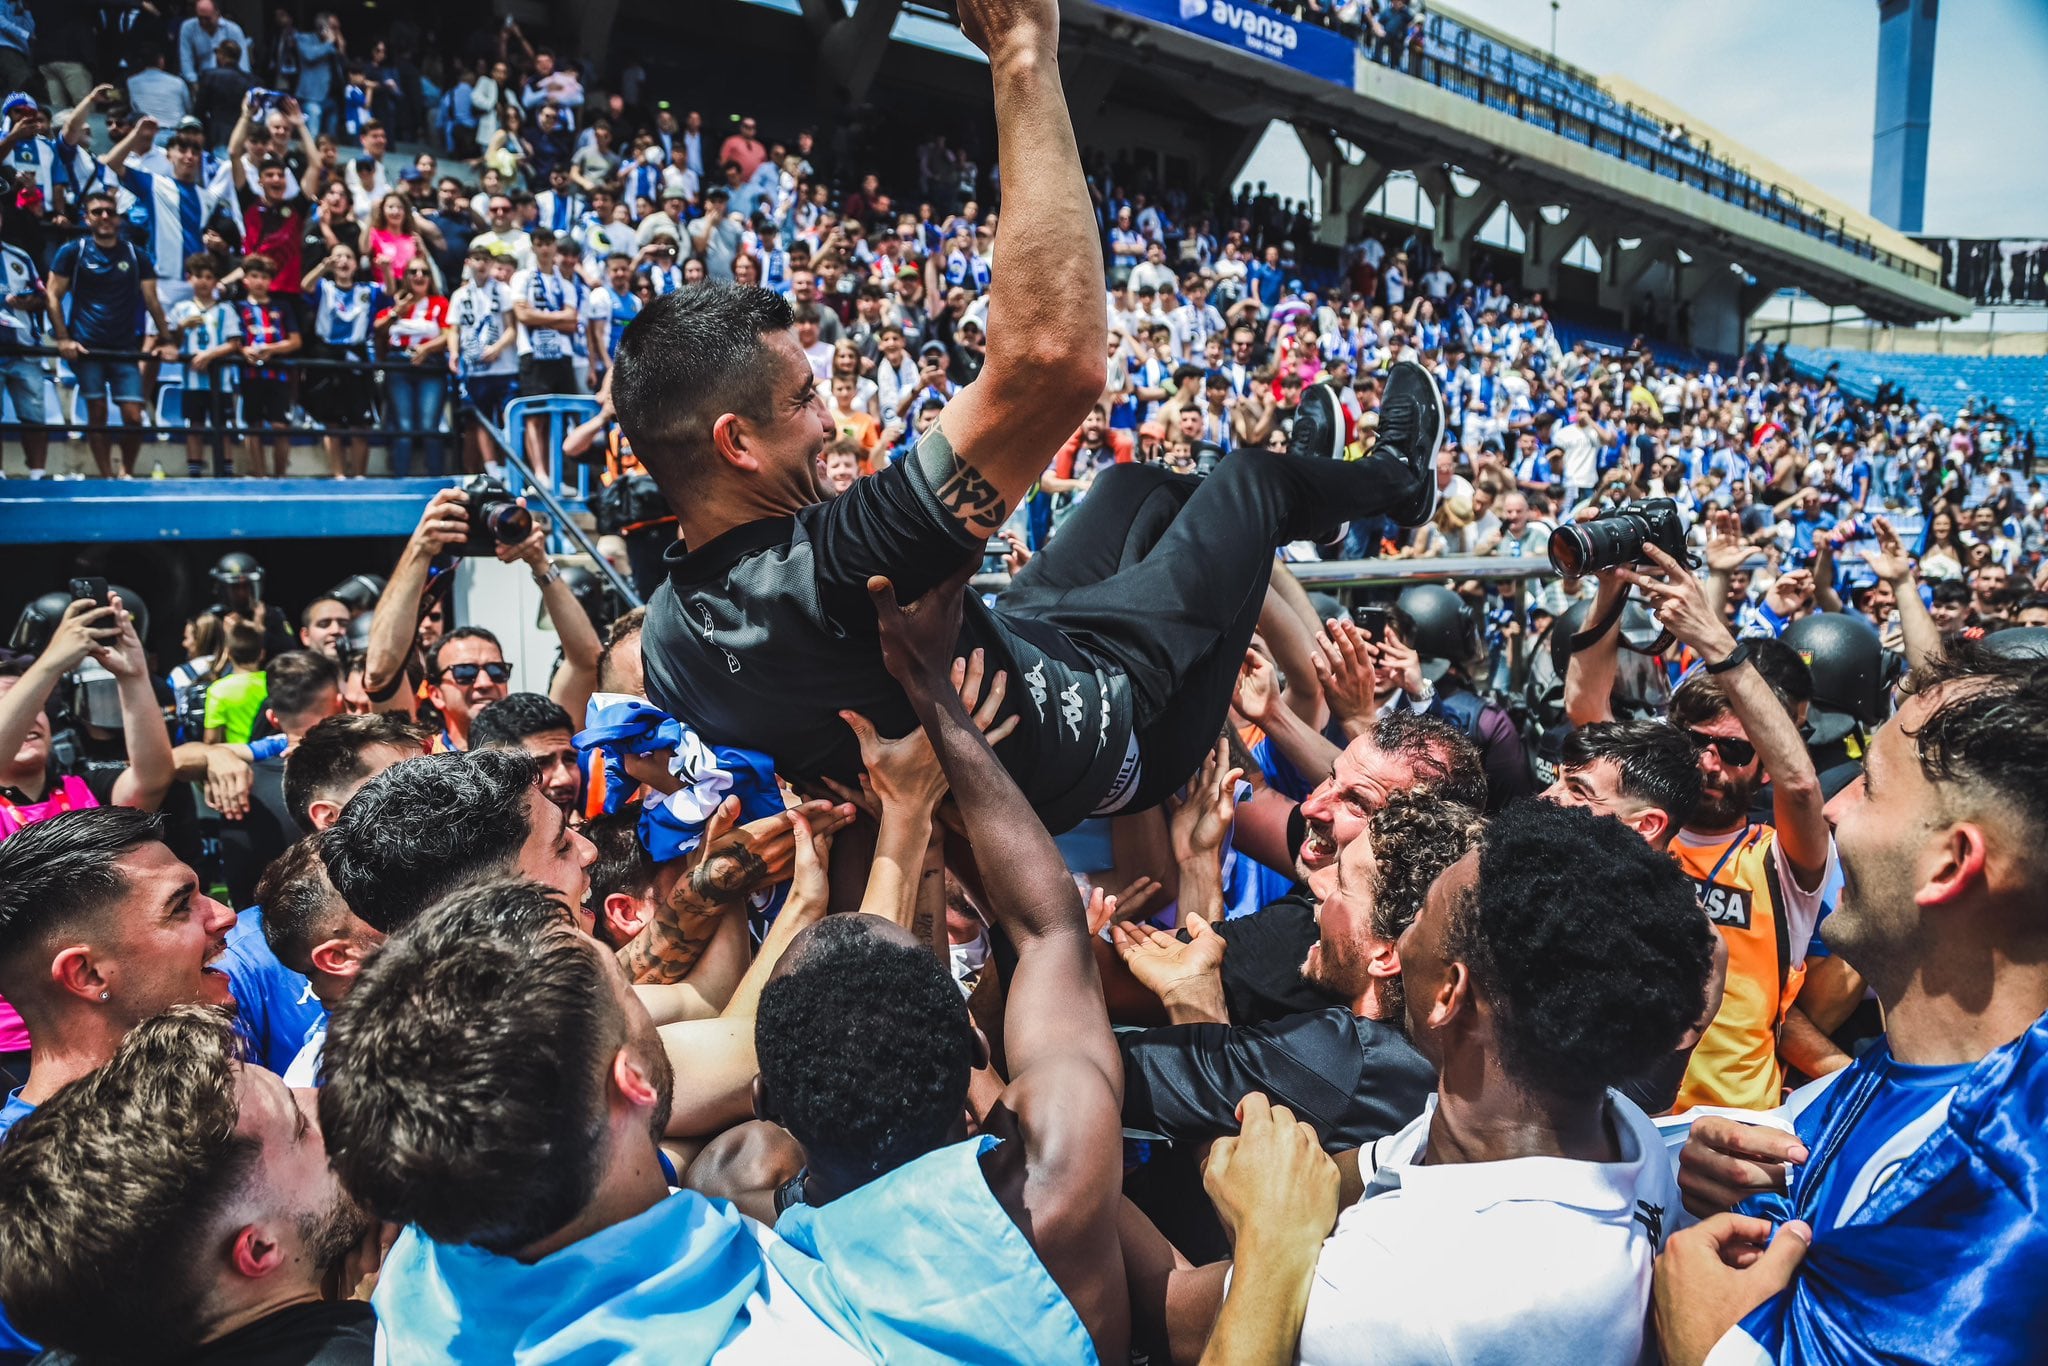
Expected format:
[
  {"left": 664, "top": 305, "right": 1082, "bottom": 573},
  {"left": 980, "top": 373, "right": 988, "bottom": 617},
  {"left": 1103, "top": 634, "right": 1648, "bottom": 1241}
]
[
  {"left": 438, "top": 661, "right": 512, "bottom": 686},
  {"left": 1685, "top": 729, "right": 1756, "bottom": 767}
]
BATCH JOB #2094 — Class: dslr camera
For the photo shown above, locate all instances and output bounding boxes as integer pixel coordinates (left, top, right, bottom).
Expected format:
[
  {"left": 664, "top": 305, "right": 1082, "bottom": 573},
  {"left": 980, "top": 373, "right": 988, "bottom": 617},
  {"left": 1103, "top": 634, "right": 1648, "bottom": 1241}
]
[
  {"left": 1548, "top": 498, "right": 1695, "bottom": 578},
  {"left": 457, "top": 476, "right": 535, "bottom": 556}
]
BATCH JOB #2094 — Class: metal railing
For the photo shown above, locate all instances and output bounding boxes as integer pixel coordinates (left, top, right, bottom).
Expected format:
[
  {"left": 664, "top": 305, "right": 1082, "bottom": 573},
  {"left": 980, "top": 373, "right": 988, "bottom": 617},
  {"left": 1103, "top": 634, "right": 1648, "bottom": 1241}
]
[{"left": 478, "top": 394, "right": 644, "bottom": 609}]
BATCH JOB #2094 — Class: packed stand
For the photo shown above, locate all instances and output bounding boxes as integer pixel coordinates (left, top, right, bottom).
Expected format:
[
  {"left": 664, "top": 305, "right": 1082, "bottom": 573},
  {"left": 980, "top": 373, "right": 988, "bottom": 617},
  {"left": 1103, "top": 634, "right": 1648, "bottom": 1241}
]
[{"left": 0, "top": 0, "right": 2046, "bottom": 1364}]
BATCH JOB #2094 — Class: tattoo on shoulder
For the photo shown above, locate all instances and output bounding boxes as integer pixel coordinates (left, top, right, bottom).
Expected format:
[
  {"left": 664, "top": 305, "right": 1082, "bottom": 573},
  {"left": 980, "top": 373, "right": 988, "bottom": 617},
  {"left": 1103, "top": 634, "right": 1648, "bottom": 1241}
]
[{"left": 933, "top": 451, "right": 1010, "bottom": 538}]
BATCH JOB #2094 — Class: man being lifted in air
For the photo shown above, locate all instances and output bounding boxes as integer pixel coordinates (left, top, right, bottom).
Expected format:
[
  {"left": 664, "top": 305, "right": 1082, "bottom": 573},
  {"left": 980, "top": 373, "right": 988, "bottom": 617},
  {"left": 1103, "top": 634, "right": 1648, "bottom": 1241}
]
[{"left": 615, "top": 0, "right": 1444, "bottom": 830}]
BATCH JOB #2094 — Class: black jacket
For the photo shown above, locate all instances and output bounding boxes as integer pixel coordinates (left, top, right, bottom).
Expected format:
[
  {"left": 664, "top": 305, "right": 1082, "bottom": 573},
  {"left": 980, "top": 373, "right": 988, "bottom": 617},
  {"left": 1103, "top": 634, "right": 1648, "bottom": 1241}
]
[{"left": 1119, "top": 1006, "right": 1435, "bottom": 1151}]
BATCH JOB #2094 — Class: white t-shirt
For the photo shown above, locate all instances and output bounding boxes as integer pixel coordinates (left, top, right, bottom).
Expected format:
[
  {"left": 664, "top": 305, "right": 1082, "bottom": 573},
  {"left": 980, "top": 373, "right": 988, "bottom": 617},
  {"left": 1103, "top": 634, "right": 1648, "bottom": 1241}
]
[
  {"left": 1555, "top": 420, "right": 1600, "bottom": 489},
  {"left": 1297, "top": 1091, "right": 1677, "bottom": 1365},
  {"left": 448, "top": 278, "right": 519, "bottom": 377},
  {"left": 511, "top": 266, "right": 575, "bottom": 361}
]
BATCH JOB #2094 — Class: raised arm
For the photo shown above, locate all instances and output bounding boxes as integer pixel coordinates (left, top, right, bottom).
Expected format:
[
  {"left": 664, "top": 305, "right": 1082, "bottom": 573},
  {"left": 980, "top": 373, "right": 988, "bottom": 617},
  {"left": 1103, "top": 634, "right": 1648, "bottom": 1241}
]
[
  {"left": 870, "top": 567, "right": 1117, "bottom": 1084},
  {"left": 915, "top": 0, "right": 1106, "bottom": 540},
  {"left": 364, "top": 490, "right": 469, "bottom": 698},
  {"left": 1627, "top": 544, "right": 1830, "bottom": 888},
  {"left": 1195, "top": 1095, "right": 1340, "bottom": 1366},
  {"left": 1562, "top": 569, "right": 1627, "bottom": 727},
  {"left": 99, "top": 594, "right": 174, "bottom": 812},
  {"left": 1861, "top": 515, "right": 1941, "bottom": 677}
]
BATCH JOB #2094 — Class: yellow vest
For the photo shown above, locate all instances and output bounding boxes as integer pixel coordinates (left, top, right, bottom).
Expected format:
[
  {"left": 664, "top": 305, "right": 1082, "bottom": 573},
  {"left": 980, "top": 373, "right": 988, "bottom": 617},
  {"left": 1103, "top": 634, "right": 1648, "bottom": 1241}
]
[{"left": 1671, "top": 824, "right": 1805, "bottom": 1113}]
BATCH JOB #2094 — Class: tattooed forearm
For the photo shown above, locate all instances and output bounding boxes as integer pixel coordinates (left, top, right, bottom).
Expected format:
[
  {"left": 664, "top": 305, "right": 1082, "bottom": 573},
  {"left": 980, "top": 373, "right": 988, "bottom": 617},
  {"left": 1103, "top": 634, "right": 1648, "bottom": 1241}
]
[
  {"left": 933, "top": 452, "right": 1010, "bottom": 537},
  {"left": 616, "top": 895, "right": 726, "bottom": 986}
]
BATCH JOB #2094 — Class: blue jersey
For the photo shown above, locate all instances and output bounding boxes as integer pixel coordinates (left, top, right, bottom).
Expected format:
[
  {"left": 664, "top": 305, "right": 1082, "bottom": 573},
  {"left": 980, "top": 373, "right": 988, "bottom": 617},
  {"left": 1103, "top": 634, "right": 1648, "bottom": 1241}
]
[
  {"left": 310, "top": 278, "right": 386, "bottom": 353},
  {"left": 118, "top": 162, "right": 233, "bottom": 285},
  {"left": 50, "top": 235, "right": 154, "bottom": 350},
  {"left": 218, "top": 908, "right": 326, "bottom": 1074},
  {"left": 600, "top": 284, "right": 639, "bottom": 354}
]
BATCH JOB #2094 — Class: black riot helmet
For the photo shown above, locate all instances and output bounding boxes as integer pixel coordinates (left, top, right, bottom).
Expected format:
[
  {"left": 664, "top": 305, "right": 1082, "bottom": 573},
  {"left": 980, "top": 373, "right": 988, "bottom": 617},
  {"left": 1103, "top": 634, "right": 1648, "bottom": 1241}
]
[
  {"left": 9, "top": 591, "right": 76, "bottom": 654},
  {"left": 1396, "top": 584, "right": 1483, "bottom": 682},
  {"left": 554, "top": 563, "right": 617, "bottom": 635},
  {"left": 1982, "top": 625, "right": 2048, "bottom": 661},
  {"left": 327, "top": 573, "right": 387, "bottom": 615},
  {"left": 210, "top": 552, "right": 265, "bottom": 616},
  {"left": 1782, "top": 611, "right": 1889, "bottom": 745}
]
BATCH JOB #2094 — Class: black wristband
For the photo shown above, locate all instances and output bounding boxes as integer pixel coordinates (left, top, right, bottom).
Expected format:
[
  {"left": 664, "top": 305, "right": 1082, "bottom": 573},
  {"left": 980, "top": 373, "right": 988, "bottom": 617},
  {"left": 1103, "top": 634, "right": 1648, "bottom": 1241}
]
[{"left": 1704, "top": 641, "right": 1753, "bottom": 675}]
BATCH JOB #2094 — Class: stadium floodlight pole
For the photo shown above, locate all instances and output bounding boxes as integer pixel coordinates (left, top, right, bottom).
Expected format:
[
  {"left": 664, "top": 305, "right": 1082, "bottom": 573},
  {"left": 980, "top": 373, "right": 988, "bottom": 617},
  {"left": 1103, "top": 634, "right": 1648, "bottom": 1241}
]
[{"left": 1550, "top": 1, "right": 1559, "bottom": 59}]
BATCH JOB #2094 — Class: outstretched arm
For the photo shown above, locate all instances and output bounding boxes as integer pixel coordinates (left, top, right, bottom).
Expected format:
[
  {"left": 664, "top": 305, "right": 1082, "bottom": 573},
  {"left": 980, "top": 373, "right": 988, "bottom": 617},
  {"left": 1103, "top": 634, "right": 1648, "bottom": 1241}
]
[
  {"left": 917, "top": 0, "right": 1106, "bottom": 539},
  {"left": 870, "top": 565, "right": 1126, "bottom": 1339}
]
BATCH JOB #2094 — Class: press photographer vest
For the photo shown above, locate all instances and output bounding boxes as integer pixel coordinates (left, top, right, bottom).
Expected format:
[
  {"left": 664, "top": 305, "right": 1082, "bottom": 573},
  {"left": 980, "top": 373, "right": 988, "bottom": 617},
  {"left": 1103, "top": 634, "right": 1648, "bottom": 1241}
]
[{"left": 1672, "top": 823, "right": 1804, "bottom": 1113}]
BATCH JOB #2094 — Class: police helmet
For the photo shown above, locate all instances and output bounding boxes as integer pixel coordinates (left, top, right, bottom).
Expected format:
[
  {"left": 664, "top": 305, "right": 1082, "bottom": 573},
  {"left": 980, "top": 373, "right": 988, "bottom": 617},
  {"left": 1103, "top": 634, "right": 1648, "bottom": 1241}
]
[
  {"left": 1396, "top": 584, "right": 1482, "bottom": 681},
  {"left": 1782, "top": 612, "right": 1887, "bottom": 744}
]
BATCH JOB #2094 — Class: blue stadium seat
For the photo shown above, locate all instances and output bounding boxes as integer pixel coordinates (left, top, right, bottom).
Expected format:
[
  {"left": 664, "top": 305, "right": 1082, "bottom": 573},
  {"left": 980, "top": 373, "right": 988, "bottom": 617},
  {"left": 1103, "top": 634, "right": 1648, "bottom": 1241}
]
[{"left": 1786, "top": 346, "right": 2048, "bottom": 426}]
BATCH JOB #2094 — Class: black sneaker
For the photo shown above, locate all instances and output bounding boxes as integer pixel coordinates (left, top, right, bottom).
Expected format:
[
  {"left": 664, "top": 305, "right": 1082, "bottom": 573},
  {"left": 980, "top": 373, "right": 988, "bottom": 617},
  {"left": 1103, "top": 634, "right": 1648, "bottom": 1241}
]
[
  {"left": 1372, "top": 360, "right": 1444, "bottom": 527},
  {"left": 1288, "top": 382, "right": 1348, "bottom": 462}
]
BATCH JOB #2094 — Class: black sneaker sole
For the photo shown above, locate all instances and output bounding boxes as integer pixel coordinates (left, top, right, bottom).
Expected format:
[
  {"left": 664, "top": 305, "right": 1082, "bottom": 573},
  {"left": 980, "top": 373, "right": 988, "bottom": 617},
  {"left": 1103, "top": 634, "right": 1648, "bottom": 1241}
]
[{"left": 1385, "top": 361, "right": 1444, "bottom": 528}]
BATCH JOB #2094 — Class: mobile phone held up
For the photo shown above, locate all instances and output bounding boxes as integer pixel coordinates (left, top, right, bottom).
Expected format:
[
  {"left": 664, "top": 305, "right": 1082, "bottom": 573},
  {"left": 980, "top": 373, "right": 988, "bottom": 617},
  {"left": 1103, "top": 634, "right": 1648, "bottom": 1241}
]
[{"left": 69, "top": 577, "right": 111, "bottom": 611}]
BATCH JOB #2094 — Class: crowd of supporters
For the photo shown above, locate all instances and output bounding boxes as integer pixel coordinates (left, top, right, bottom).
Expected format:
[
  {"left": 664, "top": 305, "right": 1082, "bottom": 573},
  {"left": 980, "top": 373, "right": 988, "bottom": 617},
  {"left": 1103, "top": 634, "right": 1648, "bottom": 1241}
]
[{"left": 1, "top": 1, "right": 2047, "bottom": 1364}]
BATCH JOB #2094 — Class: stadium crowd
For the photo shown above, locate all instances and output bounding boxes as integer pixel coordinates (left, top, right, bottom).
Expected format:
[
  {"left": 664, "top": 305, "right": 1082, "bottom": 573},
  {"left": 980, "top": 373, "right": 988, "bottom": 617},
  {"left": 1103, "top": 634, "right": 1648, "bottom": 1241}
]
[{"left": 2, "top": 0, "right": 2048, "bottom": 1364}]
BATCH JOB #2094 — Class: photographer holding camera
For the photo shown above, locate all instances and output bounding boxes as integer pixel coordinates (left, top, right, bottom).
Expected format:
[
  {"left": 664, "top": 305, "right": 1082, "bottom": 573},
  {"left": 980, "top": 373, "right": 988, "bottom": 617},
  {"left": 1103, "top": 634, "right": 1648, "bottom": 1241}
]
[
  {"left": 1563, "top": 515, "right": 1837, "bottom": 1115},
  {"left": 361, "top": 485, "right": 602, "bottom": 748}
]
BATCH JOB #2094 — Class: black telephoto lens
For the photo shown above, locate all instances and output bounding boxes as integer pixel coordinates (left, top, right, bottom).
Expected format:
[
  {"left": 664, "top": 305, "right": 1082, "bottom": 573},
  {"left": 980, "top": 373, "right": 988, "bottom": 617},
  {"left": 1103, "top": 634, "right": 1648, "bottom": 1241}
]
[
  {"left": 1547, "top": 516, "right": 1646, "bottom": 577},
  {"left": 491, "top": 503, "right": 535, "bottom": 545}
]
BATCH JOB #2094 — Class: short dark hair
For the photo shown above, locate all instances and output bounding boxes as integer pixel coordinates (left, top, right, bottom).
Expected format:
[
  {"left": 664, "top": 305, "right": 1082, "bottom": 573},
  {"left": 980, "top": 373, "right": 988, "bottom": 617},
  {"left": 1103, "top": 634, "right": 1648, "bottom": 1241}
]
[
  {"left": 0, "top": 808, "right": 163, "bottom": 976},
  {"left": 425, "top": 625, "right": 503, "bottom": 679},
  {"left": 283, "top": 712, "right": 426, "bottom": 832},
  {"left": 756, "top": 916, "right": 974, "bottom": 1182},
  {"left": 1374, "top": 709, "right": 1488, "bottom": 813},
  {"left": 584, "top": 803, "right": 654, "bottom": 949},
  {"left": 1929, "top": 578, "right": 1972, "bottom": 607},
  {"left": 613, "top": 284, "right": 796, "bottom": 490},
  {"left": 224, "top": 619, "right": 264, "bottom": 667},
  {"left": 1898, "top": 643, "right": 2048, "bottom": 874},
  {"left": 0, "top": 1005, "right": 256, "bottom": 1358},
  {"left": 262, "top": 649, "right": 341, "bottom": 728},
  {"left": 1446, "top": 800, "right": 1712, "bottom": 1098},
  {"left": 469, "top": 692, "right": 575, "bottom": 750},
  {"left": 256, "top": 834, "right": 351, "bottom": 976},
  {"left": 1560, "top": 720, "right": 1702, "bottom": 828},
  {"left": 319, "top": 748, "right": 538, "bottom": 933},
  {"left": 320, "top": 880, "right": 625, "bottom": 1253},
  {"left": 299, "top": 596, "right": 349, "bottom": 629}
]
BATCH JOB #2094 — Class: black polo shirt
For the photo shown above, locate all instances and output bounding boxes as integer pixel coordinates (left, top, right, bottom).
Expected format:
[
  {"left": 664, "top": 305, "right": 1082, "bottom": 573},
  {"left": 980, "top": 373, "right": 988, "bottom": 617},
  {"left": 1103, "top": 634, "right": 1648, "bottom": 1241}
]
[{"left": 642, "top": 432, "right": 1136, "bottom": 833}]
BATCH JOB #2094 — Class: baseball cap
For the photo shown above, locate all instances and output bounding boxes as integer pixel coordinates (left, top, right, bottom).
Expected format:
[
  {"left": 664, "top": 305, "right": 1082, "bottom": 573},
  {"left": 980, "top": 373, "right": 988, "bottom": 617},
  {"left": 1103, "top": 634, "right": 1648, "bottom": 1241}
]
[
  {"left": 400, "top": 167, "right": 425, "bottom": 183},
  {"left": 176, "top": 115, "right": 204, "bottom": 134},
  {"left": 896, "top": 265, "right": 919, "bottom": 281},
  {"left": 2, "top": 93, "right": 39, "bottom": 119},
  {"left": 919, "top": 339, "right": 948, "bottom": 359}
]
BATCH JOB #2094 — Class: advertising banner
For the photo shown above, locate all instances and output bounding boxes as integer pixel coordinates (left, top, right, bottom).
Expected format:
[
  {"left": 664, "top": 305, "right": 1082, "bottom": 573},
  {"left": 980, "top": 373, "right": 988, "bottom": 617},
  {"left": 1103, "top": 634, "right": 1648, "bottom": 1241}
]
[{"left": 1100, "top": 0, "right": 1356, "bottom": 88}]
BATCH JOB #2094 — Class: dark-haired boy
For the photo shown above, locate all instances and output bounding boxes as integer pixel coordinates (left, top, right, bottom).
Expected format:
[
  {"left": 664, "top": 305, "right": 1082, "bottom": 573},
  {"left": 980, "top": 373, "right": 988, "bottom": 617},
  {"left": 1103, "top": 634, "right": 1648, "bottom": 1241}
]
[
  {"left": 235, "top": 252, "right": 302, "bottom": 475},
  {"left": 170, "top": 251, "right": 244, "bottom": 477}
]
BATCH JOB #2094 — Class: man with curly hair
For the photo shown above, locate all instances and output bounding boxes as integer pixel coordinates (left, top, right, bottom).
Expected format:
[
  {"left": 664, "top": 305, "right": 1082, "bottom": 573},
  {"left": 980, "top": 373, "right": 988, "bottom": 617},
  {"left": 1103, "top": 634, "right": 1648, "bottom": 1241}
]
[{"left": 1112, "top": 789, "right": 1479, "bottom": 1153}]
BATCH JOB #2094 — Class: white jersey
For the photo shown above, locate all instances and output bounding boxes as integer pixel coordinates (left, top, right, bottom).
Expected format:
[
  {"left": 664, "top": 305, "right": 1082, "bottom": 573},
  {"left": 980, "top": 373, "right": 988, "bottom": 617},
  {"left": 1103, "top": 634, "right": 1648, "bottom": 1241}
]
[
  {"left": 1298, "top": 1091, "right": 1677, "bottom": 1365},
  {"left": 448, "top": 278, "right": 518, "bottom": 377},
  {"left": 511, "top": 265, "right": 574, "bottom": 361}
]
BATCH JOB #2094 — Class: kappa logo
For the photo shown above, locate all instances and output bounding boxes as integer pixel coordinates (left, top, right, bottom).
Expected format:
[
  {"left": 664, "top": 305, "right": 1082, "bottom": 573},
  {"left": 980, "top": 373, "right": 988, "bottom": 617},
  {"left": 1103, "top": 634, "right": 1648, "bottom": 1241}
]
[
  {"left": 697, "top": 603, "right": 740, "bottom": 674},
  {"left": 1096, "top": 676, "right": 1111, "bottom": 752},
  {"left": 1059, "top": 681, "right": 1086, "bottom": 742},
  {"left": 1025, "top": 660, "right": 1049, "bottom": 722},
  {"left": 1633, "top": 1200, "right": 1666, "bottom": 1249}
]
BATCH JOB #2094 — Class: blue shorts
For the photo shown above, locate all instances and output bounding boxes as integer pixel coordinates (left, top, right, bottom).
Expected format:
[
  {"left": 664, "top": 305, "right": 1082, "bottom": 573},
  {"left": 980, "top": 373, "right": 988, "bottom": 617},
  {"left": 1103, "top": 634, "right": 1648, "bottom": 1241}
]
[
  {"left": 70, "top": 356, "right": 145, "bottom": 406},
  {"left": 460, "top": 372, "right": 517, "bottom": 427},
  {"left": 0, "top": 354, "right": 48, "bottom": 425}
]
